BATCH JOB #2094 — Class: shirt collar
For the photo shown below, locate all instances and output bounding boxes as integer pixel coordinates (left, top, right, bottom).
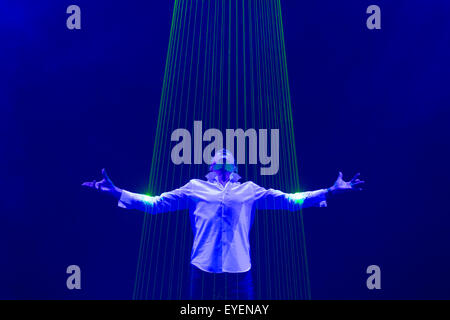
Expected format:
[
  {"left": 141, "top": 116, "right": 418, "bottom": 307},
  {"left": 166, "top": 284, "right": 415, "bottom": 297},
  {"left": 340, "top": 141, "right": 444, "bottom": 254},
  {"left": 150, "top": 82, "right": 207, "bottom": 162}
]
[{"left": 205, "top": 171, "right": 241, "bottom": 183}]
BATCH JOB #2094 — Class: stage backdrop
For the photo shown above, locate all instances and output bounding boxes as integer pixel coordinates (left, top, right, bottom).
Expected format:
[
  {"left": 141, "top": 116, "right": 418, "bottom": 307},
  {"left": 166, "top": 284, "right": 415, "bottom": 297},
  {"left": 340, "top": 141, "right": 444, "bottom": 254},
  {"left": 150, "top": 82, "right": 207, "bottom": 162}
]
[{"left": 1, "top": 0, "right": 449, "bottom": 299}]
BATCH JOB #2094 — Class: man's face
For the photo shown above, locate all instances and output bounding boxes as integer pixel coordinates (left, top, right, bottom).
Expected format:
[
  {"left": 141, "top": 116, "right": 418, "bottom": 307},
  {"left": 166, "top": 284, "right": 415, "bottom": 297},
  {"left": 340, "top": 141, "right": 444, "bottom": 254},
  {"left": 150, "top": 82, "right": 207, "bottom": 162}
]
[
  {"left": 211, "top": 158, "right": 235, "bottom": 178},
  {"left": 210, "top": 150, "right": 236, "bottom": 179},
  {"left": 211, "top": 163, "right": 235, "bottom": 173}
]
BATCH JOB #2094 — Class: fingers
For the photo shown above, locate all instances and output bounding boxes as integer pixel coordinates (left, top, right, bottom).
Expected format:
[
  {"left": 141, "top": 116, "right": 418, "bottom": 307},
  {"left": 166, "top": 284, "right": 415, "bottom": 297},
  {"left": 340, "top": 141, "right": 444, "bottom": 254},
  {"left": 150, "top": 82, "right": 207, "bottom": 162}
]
[
  {"left": 338, "top": 171, "right": 343, "bottom": 180},
  {"left": 350, "top": 178, "right": 365, "bottom": 193},
  {"left": 81, "top": 179, "right": 105, "bottom": 191},
  {"left": 81, "top": 181, "right": 95, "bottom": 188},
  {"left": 350, "top": 172, "right": 360, "bottom": 182},
  {"left": 81, "top": 179, "right": 102, "bottom": 190},
  {"left": 350, "top": 172, "right": 364, "bottom": 189},
  {"left": 82, "top": 180, "right": 100, "bottom": 189}
]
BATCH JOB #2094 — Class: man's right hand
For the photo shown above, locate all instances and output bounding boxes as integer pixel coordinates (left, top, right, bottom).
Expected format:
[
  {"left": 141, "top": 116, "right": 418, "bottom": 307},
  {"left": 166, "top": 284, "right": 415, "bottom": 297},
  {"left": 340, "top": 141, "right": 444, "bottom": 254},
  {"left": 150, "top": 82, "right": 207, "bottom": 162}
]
[{"left": 82, "top": 168, "right": 123, "bottom": 199}]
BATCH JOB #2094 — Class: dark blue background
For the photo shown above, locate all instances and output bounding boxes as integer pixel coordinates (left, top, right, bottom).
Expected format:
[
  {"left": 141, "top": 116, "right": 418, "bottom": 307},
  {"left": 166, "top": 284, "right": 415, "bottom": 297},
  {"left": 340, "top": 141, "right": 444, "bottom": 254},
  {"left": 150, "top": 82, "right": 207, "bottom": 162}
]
[{"left": 1, "top": 0, "right": 449, "bottom": 299}]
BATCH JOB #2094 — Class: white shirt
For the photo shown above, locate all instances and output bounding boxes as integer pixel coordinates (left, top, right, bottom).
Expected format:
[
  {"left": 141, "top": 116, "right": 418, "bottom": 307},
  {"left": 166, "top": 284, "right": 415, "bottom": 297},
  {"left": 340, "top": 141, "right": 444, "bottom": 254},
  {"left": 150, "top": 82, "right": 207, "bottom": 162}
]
[{"left": 118, "top": 172, "right": 328, "bottom": 273}]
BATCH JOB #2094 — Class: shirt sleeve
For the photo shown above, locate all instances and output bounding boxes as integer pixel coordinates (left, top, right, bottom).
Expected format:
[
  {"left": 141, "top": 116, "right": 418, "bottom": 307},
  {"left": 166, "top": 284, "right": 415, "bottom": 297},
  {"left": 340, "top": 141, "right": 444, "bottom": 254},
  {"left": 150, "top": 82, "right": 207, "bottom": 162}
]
[
  {"left": 251, "top": 182, "right": 328, "bottom": 211},
  {"left": 118, "top": 180, "right": 192, "bottom": 214}
]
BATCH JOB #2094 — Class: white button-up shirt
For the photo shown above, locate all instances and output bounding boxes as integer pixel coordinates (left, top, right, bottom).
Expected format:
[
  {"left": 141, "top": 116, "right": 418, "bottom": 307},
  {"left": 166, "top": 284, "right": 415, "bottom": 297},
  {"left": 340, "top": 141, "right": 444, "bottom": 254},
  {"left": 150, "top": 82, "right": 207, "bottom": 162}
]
[{"left": 118, "top": 172, "right": 327, "bottom": 273}]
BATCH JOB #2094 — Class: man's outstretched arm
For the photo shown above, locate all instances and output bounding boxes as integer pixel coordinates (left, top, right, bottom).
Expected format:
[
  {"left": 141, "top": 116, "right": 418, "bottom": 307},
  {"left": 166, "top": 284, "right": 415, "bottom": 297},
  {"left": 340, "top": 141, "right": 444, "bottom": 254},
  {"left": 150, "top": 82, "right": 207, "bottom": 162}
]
[
  {"left": 253, "top": 171, "right": 365, "bottom": 211},
  {"left": 82, "top": 169, "right": 192, "bottom": 214}
]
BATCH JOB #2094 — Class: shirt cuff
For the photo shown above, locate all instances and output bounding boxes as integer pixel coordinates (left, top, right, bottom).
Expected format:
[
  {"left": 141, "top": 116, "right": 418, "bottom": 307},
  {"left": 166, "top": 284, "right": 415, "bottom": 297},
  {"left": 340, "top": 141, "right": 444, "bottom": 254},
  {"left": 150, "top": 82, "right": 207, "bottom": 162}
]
[
  {"left": 308, "top": 189, "right": 328, "bottom": 207},
  {"left": 118, "top": 190, "right": 135, "bottom": 209}
]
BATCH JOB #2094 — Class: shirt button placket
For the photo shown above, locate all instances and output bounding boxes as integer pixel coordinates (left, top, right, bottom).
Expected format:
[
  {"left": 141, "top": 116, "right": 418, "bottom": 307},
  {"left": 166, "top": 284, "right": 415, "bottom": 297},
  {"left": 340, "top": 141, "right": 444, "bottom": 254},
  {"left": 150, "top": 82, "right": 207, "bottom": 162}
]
[
  {"left": 221, "top": 192, "right": 225, "bottom": 271},
  {"left": 221, "top": 185, "right": 228, "bottom": 272}
]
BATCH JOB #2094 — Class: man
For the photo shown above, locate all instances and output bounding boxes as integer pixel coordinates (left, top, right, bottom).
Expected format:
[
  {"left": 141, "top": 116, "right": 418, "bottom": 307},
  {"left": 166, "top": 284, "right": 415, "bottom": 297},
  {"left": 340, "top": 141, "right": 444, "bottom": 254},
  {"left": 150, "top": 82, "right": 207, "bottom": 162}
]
[{"left": 82, "top": 149, "right": 364, "bottom": 299}]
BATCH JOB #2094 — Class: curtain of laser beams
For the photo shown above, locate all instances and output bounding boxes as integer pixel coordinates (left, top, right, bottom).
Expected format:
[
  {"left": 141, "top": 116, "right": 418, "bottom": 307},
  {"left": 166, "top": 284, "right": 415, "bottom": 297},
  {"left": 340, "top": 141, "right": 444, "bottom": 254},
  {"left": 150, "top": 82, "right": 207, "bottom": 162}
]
[{"left": 133, "top": 0, "right": 311, "bottom": 300}]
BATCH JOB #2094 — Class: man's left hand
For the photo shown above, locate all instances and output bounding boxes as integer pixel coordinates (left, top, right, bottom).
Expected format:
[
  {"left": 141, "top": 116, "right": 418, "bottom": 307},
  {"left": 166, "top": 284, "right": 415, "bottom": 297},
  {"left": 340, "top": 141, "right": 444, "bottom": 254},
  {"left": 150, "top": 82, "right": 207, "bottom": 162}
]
[{"left": 329, "top": 172, "right": 365, "bottom": 194}]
